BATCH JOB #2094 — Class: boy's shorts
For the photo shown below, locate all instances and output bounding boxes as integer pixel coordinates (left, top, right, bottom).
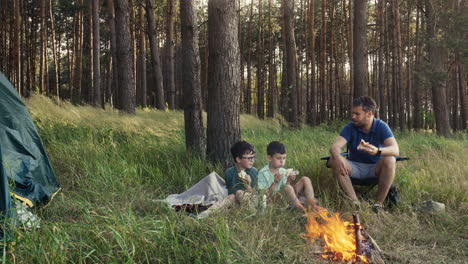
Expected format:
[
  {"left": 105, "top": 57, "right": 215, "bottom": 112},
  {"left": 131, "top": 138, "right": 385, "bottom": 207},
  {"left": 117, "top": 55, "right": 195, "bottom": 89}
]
[{"left": 348, "top": 160, "right": 377, "bottom": 180}]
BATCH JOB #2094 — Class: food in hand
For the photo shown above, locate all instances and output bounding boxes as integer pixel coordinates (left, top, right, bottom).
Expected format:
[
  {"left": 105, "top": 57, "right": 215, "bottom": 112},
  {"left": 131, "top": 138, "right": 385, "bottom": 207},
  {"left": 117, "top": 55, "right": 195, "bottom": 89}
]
[
  {"left": 238, "top": 170, "right": 250, "bottom": 184},
  {"left": 357, "top": 139, "right": 368, "bottom": 151}
]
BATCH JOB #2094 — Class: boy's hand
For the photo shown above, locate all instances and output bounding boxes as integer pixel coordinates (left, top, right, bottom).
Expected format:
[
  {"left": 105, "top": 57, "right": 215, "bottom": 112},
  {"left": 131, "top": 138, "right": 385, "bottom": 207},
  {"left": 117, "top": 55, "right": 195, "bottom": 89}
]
[
  {"left": 244, "top": 174, "right": 252, "bottom": 185},
  {"left": 274, "top": 173, "right": 284, "bottom": 184},
  {"left": 286, "top": 169, "right": 296, "bottom": 183},
  {"left": 243, "top": 174, "right": 253, "bottom": 192}
]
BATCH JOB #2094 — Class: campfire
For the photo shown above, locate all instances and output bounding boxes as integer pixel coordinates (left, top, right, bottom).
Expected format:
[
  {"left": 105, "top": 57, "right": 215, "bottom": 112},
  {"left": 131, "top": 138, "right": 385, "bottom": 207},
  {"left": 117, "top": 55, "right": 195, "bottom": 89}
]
[{"left": 304, "top": 206, "right": 383, "bottom": 263}]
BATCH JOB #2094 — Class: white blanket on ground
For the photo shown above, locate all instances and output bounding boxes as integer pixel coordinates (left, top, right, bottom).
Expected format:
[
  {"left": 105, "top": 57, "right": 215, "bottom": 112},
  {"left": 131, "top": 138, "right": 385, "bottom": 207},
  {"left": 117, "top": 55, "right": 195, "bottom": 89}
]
[{"left": 164, "top": 172, "right": 228, "bottom": 206}]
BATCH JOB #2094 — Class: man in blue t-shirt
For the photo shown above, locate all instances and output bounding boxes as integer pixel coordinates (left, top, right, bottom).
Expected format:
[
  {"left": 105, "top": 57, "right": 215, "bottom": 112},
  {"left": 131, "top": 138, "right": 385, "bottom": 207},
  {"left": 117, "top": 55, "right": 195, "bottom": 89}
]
[{"left": 329, "top": 96, "right": 400, "bottom": 212}]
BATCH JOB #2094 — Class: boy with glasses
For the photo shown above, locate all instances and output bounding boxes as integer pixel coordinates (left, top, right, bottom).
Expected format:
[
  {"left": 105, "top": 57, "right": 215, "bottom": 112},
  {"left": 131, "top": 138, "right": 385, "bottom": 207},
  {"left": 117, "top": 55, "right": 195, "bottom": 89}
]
[
  {"left": 196, "top": 141, "right": 259, "bottom": 219},
  {"left": 224, "top": 141, "right": 259, "bottom": 205}
]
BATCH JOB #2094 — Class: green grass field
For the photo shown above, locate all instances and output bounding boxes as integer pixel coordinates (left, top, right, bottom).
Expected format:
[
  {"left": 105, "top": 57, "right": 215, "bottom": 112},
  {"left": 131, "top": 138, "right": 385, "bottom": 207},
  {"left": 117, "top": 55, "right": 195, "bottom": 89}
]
[{"left": 4, "top": 95, "right": 467, "bottom": 263}]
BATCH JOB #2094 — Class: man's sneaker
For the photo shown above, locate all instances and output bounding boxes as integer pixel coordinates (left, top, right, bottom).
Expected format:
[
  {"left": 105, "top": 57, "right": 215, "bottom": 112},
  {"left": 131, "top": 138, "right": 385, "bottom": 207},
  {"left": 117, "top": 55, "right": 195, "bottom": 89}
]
[{"left": 371, "top": 202, "right": 384, "bottom": 214}]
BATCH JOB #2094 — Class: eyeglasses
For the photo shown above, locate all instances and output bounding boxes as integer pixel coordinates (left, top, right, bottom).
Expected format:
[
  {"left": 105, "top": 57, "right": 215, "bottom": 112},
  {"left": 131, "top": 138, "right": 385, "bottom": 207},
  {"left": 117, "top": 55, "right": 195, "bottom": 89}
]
[{"left": 241, "top": 156, "right": 256, "bottom": 161}]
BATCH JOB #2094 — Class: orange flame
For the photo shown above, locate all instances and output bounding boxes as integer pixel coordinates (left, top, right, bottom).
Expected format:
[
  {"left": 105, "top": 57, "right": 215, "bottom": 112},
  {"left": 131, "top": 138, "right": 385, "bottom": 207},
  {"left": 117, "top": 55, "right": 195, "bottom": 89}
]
[{"left": 304, "top": 206, "right": 368, "bottom": 263}]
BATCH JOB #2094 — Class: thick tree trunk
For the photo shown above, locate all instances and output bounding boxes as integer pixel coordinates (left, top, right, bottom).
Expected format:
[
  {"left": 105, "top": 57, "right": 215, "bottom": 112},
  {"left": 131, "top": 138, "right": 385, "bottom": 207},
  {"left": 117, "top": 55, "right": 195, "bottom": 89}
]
[
  {"left": 206, "top": 0, "right": 241, "bottom": 167},
  {"left": 92, "top": 0, "right": 102, "bottom": 108},
  {"left": 283, "top": 0, "right": 298, "bottom": 127},
  {"left": 425, "top": 0, "right": 450, "bottom": 136},
  {"left": 353, "top": 0, "right": 367, "bottom": 97},
  {"left": 307, "top": 0, "right": 317, "bottom": 125},
  {"left": 114, "top": 0, "right": 135, "bottom": 114},
  {"left": 165, "top": 0, "right": 176, "bottom": 109},
  {"left": 146, "top": 0, "right": 165, "bottom": 110},
  {"left": 180, "top": 0, "right": 206, "bottom": 155}
]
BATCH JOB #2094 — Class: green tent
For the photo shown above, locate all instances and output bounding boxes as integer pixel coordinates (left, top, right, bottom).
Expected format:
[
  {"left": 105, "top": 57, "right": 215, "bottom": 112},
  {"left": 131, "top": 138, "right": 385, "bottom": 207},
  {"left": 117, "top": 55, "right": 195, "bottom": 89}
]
[{"left": 0, "top": 71, "right": 60, "bottom": 222}]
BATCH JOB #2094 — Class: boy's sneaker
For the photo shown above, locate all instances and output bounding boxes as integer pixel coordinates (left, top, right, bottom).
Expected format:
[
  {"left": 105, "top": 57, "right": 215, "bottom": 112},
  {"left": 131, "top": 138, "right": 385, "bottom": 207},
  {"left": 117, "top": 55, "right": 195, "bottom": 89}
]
[{"left": 371, "top": 202, "right": 384, "bottom": 214}]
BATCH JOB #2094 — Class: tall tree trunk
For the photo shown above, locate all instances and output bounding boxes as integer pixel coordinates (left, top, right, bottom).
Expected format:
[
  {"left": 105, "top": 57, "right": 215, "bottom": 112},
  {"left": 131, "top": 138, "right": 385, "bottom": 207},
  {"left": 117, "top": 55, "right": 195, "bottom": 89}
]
[
  {"left": 392, "top": 0, "right": 405, "bottom": 131},
  {"left": 49, "top": 0, "right": 60, "bottom": 99},
  {"left": 106, "top": 0, "right": 118, "bottom": 106},
  {"left": 13, "top": 0, "right": 21, "bottom": 95},
  {"left": 329, "top": 0, "right": 335, "bottom": 120},
  {"left": 138, "top": 5, "right": 147, "bottom": 107},
  {"left": 413, "top": 3, "right": 422, "bottom": 130},
  {"left": 114, "top": 0, "right": 135, "bottom": 114},
  {"left": 347, "top": 0, "right": 353, "bottom": 108},
  {"left": 458, "top": 61, "right": 467, "bottom": 130},
  {"left": 307, "top": 0, "right": 317, "bottom": 125},
  {"left": 40, "top": 0, "right": 48, "bottom": 95},
  {"left": 283, "top": 0, "right": 298, "bottom": 127},
  {"left": 180, "top": 0, "right": 206, "bottom": 155},
  {"left": 320, "top": 0, "right": 327, "bottom": 123},
  {"left": 267, "top": 0, "right": 276, "bottom": 118},
  {"left": 378, "top": 0, "right": 386, "bottom": 121},
  {"left": 353, "top": 0, "right": 367, "bottom": 97},
  {"left": 246, "top": 0, "right": 253, "bottom": 114},
  {"left": 146, "top": 0, "right": 165, "bottom": 110},
  {"left": 206, "top": 0, "right": 241, "bottom": 167},
  {"left": 257, "top": 0, "right": 265, "bottom": 119},
  {"left": 165, "top": 0, "right": 176, "bottom": 109},
  {"left": 92, "top": 0, "right": 102, "bottom": 108},
  {"left": 425, "top": 0, "right": 450, "bottom": 136}
]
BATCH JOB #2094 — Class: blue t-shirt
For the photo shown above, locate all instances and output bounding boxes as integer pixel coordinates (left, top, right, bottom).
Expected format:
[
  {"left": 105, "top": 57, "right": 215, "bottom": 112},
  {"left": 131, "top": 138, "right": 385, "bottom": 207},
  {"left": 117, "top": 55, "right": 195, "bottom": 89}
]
[{"left": 339, "top": 118, "right": 394, "bottom": 164}]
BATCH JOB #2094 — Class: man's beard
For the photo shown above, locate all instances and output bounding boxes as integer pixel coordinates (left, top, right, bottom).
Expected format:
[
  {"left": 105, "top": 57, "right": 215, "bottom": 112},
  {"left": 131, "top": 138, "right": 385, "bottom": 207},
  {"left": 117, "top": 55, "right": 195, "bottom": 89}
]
[{"left": 353, "top": 121, "right": 364, "bottom": 128}]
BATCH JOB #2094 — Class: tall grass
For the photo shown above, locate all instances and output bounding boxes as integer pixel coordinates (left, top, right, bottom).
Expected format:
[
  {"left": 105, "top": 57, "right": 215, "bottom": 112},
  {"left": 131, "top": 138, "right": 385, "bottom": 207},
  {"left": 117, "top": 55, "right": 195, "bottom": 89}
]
[{"left": 4, "top": 95, "right": 467, "bottom": 263}]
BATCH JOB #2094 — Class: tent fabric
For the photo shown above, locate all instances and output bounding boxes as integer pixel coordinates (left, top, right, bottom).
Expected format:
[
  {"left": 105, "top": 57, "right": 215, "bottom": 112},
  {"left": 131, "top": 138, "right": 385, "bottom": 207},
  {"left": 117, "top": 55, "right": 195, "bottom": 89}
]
[
  {"left": 0, "top": 71, "right": 60, "bottom": 209},
  {"left": 164, "top": 172, "right": 228, "bottom": 207},
  {"left": 0, "top": 144, "right": 15, "bottom": 239}
]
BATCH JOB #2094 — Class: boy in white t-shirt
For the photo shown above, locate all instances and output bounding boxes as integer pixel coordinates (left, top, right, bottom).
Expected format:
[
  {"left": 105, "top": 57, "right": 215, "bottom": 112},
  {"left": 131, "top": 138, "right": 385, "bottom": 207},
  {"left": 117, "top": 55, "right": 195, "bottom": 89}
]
[{"left": 257, "top": 141, "right": 317, "bottom": 212}]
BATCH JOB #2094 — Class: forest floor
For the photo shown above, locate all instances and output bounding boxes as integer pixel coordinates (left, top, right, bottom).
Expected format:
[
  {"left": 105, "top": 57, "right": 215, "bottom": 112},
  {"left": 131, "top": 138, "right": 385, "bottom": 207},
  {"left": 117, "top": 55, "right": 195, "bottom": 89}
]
[{"left": 4, "top": 95, "right": 467, "bottom": 263}]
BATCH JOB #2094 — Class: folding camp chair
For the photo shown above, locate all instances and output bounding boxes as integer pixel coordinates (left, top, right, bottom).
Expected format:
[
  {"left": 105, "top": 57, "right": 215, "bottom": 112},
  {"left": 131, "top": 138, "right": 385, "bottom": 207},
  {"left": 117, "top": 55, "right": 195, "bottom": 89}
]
[{"left": 321, "top": 153, "right": 409, "bottom": 207}]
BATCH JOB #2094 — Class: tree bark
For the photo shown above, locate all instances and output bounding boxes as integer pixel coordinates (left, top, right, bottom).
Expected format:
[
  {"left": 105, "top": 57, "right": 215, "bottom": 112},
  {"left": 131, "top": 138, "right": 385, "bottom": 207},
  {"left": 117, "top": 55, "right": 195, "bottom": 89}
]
[
  {"left": 246, "top": 0, "right": 253, "bottom": 114},
  {"left": 392, "top": 0, "right": 405, "bottom": 131},
  {"left": 425, "top": 0, "right": 450, "bottom": 136},
  {"left": 206, "top": 0, "right": 241, "bottom": 167},
  {"left": 307, "top": 0, "right": 317, "bottom": 125},
  {"left": 114, "top": 0, "right": 135, "bottom": 114},
  {"left": 320, "top": 0, "right": 327, "bottom": 123},
  {"left": 283, "top": 0, "right": 298, "bottom": 127},
  {"left": 378, "top": 0, "right": 386, "bottom": 122},
  {"left": 165, "top": 0, "right": 176, "bottom": 109},
  {"left": 413, "top": 4, "right": 422, "bottom": 130},
  {"left": 458, "top": 61, "right": 467, "bottom": 130},
  {"left": 353, "top": 0, "right": 367, "bottom": 97},
  {"left": 146, "top": 0, "right": 165, "bottom": 110},
  {"left": 267, "top": 0, "right": 276, "bottom": 118},
  {"left": 92, "top": 0, "right": 102, "bottom": 108},
  {"left": 257, "top": 0, "right": 265, "bottom": 119},
  {"left": 138, "top": 5, "right": 147, "bottom": 107},
  {"left": 180, "top": 0, "right": 206, "bottom": 155}
]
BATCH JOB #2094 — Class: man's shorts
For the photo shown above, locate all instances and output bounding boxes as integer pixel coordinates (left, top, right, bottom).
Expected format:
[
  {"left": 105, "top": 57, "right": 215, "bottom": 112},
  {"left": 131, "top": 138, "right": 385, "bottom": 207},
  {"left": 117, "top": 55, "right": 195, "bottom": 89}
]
[{"left": 347, "top": 160, "right": 377, "bottom": 180}]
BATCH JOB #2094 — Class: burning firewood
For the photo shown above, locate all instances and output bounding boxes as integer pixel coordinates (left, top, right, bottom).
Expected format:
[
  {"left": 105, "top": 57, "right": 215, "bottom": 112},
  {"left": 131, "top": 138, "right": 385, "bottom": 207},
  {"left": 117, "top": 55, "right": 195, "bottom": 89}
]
[{"left": 304, "top": 207, "right": 389, "bottom": 263}]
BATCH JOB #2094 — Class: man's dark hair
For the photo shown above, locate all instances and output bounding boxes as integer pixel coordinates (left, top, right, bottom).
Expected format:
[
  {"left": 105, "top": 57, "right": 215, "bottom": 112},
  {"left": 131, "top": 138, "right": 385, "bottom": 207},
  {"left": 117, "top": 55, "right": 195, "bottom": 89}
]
[
  {"left": 267, "top": 141, "right": 286, "bottom": 156},
  {"left": 230, "top": 141, "right": 255, "bottom": 161},
  {"left": 353, "top": 96, "right": 377, "bottom": 114}
]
